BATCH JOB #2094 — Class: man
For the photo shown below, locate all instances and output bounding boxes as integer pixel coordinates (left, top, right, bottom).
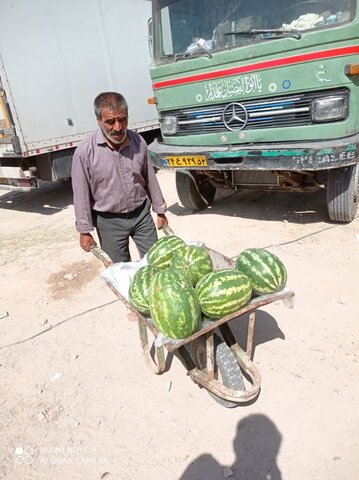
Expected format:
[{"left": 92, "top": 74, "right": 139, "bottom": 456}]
[{"left": 71, "top": 91, "right": 168, "bottom": 263}]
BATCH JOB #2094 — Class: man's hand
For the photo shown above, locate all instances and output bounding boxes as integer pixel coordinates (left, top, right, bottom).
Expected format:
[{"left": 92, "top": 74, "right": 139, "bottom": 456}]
[
  {"left": 80, "top": 233, "right": 97, "bottom": 252},
  {"left": 156, "top": 213, "right": 169, "bottom": 230}
]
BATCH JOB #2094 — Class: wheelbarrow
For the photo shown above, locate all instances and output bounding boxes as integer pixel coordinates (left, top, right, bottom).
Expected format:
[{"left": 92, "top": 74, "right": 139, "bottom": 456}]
[{"left": 90, "top": 233, "right": 295, "bottom": 408}]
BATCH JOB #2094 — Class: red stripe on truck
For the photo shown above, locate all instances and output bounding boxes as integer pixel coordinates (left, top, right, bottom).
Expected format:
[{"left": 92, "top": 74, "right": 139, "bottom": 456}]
[{"left": 152, "top": 45, "right": 359, "bottom": 89}]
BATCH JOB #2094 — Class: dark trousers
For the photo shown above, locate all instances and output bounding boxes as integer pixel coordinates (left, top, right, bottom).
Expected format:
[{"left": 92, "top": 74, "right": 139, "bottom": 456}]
[{"left": 93, "top": 199, "right": 158, "bottom": 263}]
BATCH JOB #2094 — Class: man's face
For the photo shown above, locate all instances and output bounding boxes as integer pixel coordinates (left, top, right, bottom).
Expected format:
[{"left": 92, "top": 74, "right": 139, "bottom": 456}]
[{"left": 98, "top": 107, "right": 128, "bottom": 146}]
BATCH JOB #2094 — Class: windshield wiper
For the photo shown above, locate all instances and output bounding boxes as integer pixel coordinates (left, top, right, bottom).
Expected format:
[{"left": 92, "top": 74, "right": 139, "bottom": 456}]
[
  {"left": 174, "top": 49, "right": 212, "bottom": 61},
  {"left": 159, "top": 50, "right": 212, "bottom": 62},
  {"left": 225, "top": 29, "right": 301, "bottom": 40}
]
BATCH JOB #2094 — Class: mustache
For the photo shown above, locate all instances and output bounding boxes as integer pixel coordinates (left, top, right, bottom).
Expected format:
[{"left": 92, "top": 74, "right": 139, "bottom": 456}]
[
  {"left": 106, "top": 129, "right": 127, "bottom": 145},
  {"left": 110, "top": 130, "right": 126, "bottom": 136}
]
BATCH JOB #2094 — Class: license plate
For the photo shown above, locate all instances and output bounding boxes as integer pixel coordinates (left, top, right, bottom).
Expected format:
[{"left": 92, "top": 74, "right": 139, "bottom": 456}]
[{"left": 162, "top": 155, "right": 207, "bottom": 167}]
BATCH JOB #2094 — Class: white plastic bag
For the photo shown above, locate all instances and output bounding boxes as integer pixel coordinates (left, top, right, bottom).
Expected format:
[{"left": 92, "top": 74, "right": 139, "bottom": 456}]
[{"left": 100, "top": 255, "right": 148, "bottom": 301}]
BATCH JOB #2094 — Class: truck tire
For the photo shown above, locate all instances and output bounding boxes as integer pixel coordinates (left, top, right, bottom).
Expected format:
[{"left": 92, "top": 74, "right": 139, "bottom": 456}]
[
  {"left": 189, "top": 333, "right": 245, "bottom": 408},
  {"left": 327, "top": 164, "right": 359, "bottom": 222},
  {"left": 176, "top": 171, "right": 216, "bottom": 211}
]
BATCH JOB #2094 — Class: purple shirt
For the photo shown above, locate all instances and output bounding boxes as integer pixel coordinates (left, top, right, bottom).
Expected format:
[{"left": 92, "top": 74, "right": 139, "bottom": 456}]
[{"left": 71, "top": 129, "right": 166, "bottom": 234}]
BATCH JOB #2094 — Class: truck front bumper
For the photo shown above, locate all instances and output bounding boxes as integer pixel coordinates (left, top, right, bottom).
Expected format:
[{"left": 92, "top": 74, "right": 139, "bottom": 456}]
[{"left": 148, "top": 134, "right": 359, "bottom": 172}]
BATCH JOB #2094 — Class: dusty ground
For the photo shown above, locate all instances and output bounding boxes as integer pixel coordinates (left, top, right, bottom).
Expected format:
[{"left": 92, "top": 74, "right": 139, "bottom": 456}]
[{"left": 0, "top": 171, "right": 358, "bottom": 480}]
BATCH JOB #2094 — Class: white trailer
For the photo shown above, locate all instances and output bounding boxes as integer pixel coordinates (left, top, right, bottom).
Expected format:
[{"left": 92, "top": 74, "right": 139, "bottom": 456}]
[{"left": 0, "top": 0, "right": 157, "bottom": 187}]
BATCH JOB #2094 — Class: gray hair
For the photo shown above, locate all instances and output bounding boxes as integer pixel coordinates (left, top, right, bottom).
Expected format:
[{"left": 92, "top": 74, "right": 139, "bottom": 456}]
[{"left": 94, "top": 92, "right": 128, "bottom": 119}]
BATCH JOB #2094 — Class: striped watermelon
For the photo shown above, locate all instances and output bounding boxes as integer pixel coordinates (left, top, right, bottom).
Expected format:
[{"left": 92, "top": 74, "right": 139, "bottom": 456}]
[
  {"left": 196, "top": 270, "right": 252, "bottom": 319},
  {"left": 149, "top": 280, "right": 201, "bottom": 339},
  {"left": 170, "top": 245, "right": 213, "bottom": 286},
  {"left": 151, "top": 267, "right": 193, "bottom": 290},
  {"left": 147, "top": 235, "right": 185, "bottom": 269},
  {"left": 235, "top": 248, "right": 287, "bottom": 294},
  {"left": 128, "top": 265, "right": 160, "bottom": 315}
]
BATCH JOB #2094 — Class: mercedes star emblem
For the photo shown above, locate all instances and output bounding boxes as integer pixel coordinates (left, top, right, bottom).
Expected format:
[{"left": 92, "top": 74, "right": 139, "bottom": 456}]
[{"left": 222, "top": 102, "right": 248, "bottom": 131}]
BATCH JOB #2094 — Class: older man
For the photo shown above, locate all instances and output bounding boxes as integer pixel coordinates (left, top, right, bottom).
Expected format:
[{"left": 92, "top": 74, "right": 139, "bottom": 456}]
[{"left": 71, "top": 91, "right": 168, "bottom": 262}]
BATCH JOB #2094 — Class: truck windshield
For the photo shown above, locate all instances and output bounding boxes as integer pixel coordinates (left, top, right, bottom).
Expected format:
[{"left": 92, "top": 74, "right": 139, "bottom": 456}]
[{"left": 152, "top": 0, "right": 355, "bottom": 62}]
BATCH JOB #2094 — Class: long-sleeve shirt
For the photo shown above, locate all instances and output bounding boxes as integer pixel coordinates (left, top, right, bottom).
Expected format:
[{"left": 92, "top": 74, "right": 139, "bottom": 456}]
[{"left": 71, "top": 128, "right": 166, "bottom": 234}]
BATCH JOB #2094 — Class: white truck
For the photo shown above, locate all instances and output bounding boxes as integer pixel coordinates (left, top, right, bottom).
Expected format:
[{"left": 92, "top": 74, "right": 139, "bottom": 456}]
[{"left": 0, "top": 0, "right": 158, "bottom": 188}]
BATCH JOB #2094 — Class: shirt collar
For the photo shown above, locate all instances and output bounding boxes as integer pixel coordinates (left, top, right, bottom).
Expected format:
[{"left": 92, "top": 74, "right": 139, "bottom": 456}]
[{"left": 95, "top": 128, "right": 107, "bottom": 145}]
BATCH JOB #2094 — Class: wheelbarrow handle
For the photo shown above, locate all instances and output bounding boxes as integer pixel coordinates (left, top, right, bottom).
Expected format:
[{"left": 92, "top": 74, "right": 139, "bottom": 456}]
[
  {"left": 162, "top": 224, "right": 175, "bottom": 236},
  {"left": 89, "top": 244, "right": 113, "bottom": 268}
]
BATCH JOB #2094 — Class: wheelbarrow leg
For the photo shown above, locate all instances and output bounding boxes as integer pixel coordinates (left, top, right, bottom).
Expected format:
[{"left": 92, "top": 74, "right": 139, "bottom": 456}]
[
  {"left": 205, "top": 332, "right": 215, "bottom": 381},
  {"left": 138, "top": 320, "right": 166, "bottom": 375},
  {"left": 246, "top": 311, "right": 256, "bottom": 359},
  {"left": 218, "top": 315, "right": 257, "bottom": 361}
]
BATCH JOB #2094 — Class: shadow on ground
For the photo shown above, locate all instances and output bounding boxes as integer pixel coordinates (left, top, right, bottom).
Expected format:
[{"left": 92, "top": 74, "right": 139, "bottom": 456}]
[
  {"left": 179, "top": 414, "right": 283, "bottom": 480},
  {"left": 168, "top": 188, "right": 332, "bottom": 225},
  {"left": 0, "top": 179, "right": 73, "bottom": 215},
  {"left": 226, "top": 309, "right": 285, "bottom": 356}
]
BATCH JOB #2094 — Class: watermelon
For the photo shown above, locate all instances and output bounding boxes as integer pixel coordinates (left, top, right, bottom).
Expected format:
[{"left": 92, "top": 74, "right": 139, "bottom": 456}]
[
  {"left": 147, "top": 235, "right": 185, "bottom": 269},
  {"left": 128, "top": 265, "right": 160, "bottom": 315},
  {"left": 170, "top": 245, "right": 213, "bottom": 286},
  {"left": 235, "top": 248, "right": 287, "bottom": 294},
  {"left": 195, "top": 270, "right": 252, "bottom": 319},
  {"left": 149, "top": 280, "right": 201, "bottom": 339},
  {"left": 151, "top": 267, "right": 193, "bottom": 290}
]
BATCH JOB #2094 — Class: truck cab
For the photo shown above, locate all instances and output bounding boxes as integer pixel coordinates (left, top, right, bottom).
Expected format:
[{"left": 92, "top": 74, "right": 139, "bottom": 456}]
[{"left": 149, "top": 0, "right": 359, "bottom": 222}]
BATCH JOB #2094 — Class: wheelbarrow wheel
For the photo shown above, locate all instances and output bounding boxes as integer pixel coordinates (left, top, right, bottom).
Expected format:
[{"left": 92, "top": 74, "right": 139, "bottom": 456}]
[{"left": 189, "top": 333, "right": 245, "bottom": 408}]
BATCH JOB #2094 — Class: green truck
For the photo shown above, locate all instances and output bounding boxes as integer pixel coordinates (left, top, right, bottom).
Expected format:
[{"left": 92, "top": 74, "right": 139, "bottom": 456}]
[{"left": 148, "top": 0, "right": 359, "bottom": 222}]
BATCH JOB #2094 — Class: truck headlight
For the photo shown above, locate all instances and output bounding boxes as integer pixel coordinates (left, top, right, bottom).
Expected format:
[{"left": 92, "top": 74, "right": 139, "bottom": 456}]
[
  {"left": 312, "top": 96, "right": 347, "bottom": 122},
  {"left": 161, "top": 116, "right": 178, "bottom": 135}
]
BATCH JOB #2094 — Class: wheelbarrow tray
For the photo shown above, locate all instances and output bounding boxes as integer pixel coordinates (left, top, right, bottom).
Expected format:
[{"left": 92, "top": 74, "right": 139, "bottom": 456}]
[{"left": 91, "top": 245, "right": 294, "bottom": 405}]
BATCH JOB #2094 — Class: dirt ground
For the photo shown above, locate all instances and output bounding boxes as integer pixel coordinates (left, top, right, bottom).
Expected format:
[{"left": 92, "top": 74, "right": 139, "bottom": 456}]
[{"left": 0, "top": 170, "right": 358, "bottom": 480}]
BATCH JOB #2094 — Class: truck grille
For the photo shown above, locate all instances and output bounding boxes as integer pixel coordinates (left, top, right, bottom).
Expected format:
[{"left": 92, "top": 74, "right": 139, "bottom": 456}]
[{"left": 162, "top": 88, "right": 349, "bottom": 136}]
